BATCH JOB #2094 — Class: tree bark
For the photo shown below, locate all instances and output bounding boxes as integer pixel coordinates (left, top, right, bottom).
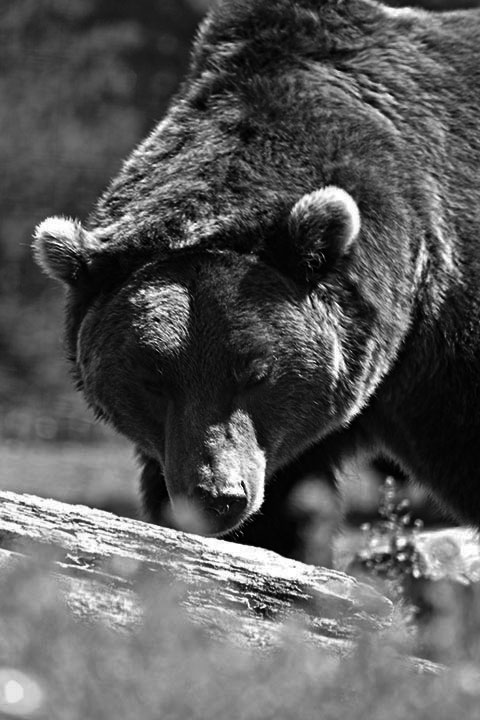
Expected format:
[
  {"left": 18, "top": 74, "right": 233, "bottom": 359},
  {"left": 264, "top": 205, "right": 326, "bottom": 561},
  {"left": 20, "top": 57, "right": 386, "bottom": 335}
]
[{"left": 0, "top": 490, "right": 393, "bottom": 655}]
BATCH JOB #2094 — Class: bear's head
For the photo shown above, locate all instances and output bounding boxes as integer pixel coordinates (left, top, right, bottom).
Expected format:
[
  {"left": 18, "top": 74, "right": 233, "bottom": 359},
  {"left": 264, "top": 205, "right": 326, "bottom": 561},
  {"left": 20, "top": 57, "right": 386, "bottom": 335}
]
[{"left": 34, "top": 186, "right": 362, "bottom": 535}]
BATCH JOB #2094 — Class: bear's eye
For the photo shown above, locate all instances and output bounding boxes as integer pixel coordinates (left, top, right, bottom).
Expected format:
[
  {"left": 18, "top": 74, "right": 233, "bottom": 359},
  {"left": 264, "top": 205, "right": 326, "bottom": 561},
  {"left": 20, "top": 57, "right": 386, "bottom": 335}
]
[
  {"left": 140, "top": 365, "right": 166, "bottom": 397},
  {"left": 144, "top": 381, "right": 166, "bottom": 397},
  {"left": 234, "top": 360, "right": 272, "bottom": 393},
  {"left": 142, "top": 379, "right": 167, "bottom": 399},
  {"left": 142, "top": 382, "right": 169, "bottom": 415}
]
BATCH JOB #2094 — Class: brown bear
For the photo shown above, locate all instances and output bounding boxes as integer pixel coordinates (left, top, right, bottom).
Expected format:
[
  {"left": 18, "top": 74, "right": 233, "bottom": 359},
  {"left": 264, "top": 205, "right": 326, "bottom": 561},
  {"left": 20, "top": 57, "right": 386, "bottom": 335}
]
[{"left": 34, "top": 0, "right": 480, "bottom": 541}]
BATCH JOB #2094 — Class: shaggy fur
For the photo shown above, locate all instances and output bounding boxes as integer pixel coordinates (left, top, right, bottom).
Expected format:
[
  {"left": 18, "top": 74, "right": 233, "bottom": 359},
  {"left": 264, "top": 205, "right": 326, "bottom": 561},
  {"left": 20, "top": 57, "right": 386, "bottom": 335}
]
[{"left": 34, "top": 0, "right": 480, "bottom": 536}]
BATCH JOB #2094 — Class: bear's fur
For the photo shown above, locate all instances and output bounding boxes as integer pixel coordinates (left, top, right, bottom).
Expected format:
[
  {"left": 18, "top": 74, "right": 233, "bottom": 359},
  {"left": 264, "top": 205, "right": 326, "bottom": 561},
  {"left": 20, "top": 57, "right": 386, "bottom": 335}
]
[{"left": 34, "top": 0, "right": 480, "bottom": 538}]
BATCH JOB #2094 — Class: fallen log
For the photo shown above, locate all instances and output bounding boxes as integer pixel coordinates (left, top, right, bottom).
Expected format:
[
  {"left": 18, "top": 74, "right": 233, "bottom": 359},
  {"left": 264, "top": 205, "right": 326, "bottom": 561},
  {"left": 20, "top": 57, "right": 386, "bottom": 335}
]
[
  {"left": 414, "top": 527, "right": 480, "bottom": 583},
  {"left": 0, "top": 490, "right": 392, "bottom": 656}
]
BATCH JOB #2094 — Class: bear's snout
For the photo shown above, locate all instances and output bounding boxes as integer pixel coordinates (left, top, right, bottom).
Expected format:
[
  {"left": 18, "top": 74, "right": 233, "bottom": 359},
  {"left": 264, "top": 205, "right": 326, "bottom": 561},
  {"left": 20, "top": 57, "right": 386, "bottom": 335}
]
[
  {"left": 164, "top": 409, "right": 266, "bottom": 536},
  {"left": 190, "top": 482, "right": 248, "bottom": 534}
]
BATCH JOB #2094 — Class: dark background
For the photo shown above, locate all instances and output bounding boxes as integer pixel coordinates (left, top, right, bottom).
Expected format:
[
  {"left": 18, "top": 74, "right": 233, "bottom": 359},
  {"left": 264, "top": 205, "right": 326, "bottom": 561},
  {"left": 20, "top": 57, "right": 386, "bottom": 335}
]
[{"left": 0, "top": 0, "right": 477, "bottom": 538}]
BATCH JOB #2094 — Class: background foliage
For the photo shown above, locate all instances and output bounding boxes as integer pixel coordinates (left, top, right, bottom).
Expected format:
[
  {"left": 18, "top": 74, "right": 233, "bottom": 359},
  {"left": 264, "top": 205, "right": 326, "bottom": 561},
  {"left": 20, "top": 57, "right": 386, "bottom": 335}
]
[{"left": 0, "top": 0, "right": 204, "bottom": 441}]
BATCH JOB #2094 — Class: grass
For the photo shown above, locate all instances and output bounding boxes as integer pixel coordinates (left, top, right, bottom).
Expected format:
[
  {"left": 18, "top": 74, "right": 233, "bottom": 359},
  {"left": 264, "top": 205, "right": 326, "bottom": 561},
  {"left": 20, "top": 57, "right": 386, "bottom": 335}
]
[
  {"left": 0, "top": 562, "right": 480, "bottom": 720},
  {"left": 0, "top": 440, "right": 138, "bottom": 517}
]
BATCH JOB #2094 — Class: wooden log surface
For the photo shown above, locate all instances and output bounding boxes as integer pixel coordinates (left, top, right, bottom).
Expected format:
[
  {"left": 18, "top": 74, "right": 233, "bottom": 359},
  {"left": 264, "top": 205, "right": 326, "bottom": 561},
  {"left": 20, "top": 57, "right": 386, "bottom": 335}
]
[
  {"left": 415, "top": 527, "right": 480, "bottom": 583},
  {"left": 0, "top": 490, "right": 393, "bottom": 655}
]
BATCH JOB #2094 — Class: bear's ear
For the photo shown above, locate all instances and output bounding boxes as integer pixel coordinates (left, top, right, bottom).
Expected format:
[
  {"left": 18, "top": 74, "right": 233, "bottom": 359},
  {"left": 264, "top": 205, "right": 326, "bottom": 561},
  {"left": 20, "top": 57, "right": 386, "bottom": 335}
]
[
  {"left": 287, "top": 186, "right": 360, "bottom": 284},
  {"left": 33, "top": 216, "right": 99, "bottom": 286}
]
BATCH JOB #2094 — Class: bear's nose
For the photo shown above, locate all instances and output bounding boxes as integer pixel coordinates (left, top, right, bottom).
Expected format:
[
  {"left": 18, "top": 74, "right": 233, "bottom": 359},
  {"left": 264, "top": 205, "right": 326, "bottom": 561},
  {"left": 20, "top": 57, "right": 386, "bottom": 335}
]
[{"left": 191, "top": 483, "right": 248, "bottom": 521}]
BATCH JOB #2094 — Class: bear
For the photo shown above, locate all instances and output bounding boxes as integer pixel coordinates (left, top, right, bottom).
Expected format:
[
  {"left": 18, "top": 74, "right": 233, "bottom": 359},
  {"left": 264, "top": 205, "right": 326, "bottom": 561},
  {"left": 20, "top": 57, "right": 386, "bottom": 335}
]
[{"left": 33, "top": 0, "right": 480, "bottom": 545}]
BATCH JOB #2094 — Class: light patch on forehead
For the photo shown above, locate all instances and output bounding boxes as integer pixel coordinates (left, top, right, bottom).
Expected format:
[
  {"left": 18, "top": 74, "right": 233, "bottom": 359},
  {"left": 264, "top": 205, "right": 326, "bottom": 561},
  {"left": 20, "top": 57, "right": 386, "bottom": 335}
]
[{"left": 129, "top": 282, "right": 191, "bottom": 355}]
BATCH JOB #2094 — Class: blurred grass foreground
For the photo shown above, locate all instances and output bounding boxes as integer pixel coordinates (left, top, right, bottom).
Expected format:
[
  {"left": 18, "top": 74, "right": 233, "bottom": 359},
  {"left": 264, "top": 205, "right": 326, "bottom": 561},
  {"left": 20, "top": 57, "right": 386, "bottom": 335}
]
[{"left": 0, "top": 560, "right": 480, "bottom": 720}]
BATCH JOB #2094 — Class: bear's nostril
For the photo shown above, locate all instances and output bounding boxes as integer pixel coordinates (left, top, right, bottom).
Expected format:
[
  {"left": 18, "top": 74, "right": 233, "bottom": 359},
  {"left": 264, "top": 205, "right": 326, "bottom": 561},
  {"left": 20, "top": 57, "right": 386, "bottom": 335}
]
[
  {"left": 213, "top": 500, "right": 230, "bottom": 516},
  {"left": 212, "top": 494, "right": 247, "bottom": 517},
  {"left": 191, "top": 485, "right": 248, "bottom": 519},
  {"left": 192, "top": 486, "right": 212, "bottom": 507}
]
